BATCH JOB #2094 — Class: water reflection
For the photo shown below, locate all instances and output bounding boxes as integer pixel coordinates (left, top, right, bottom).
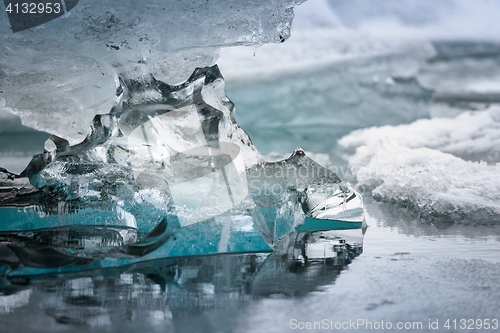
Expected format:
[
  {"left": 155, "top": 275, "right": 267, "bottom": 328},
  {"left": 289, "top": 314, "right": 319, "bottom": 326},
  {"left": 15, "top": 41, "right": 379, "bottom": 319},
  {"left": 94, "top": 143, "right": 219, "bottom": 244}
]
[{"left": 0, "top": 233, "right": 362, "bottom": 330}]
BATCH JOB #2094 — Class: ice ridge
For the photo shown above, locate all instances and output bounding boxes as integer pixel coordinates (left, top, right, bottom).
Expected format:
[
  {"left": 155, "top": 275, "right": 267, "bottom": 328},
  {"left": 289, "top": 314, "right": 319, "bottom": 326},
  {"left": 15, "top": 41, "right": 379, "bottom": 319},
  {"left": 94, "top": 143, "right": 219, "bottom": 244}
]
[
  {"left": 0, "top": 66, "right": 364, "bottom": 257},
  {"left": 339, "top": 107, "right": 500, "bottom": 224}
]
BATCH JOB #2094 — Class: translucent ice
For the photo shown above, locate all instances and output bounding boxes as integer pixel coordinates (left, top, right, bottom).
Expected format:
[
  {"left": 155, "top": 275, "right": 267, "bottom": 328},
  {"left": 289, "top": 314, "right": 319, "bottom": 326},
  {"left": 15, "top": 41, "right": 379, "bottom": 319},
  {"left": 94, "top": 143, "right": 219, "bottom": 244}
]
[
  {"left": 0, "top": 66, "right": 364, "bottom": 267},
  {"left": 0, "top": 0, "right": 303, "bottom": 144}
]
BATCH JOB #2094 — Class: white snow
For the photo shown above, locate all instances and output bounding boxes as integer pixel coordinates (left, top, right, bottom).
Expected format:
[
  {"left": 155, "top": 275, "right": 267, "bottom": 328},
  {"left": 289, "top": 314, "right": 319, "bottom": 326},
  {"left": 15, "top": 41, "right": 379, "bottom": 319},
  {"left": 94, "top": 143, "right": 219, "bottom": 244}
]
[
  {"left": 339, "top": 107, "right": 500, "bottom": 224},
  {"left": 340, "top": 107, "right": 500, "bottom": 163}
]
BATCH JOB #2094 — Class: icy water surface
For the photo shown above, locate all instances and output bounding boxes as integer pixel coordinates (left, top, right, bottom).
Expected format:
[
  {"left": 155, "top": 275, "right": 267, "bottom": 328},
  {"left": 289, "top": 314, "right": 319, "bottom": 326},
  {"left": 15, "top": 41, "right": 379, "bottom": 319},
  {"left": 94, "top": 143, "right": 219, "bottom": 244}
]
[
  {"left": 3, "top": 6, "right": 500, "bottom": 330},
  {"left": 1, "top": 196, "right": 499, "bottom": 333}
]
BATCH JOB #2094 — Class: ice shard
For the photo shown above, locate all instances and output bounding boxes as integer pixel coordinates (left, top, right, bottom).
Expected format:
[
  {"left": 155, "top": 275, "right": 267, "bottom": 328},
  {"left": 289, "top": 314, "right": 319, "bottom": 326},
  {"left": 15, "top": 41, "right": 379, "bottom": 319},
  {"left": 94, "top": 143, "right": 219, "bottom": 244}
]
[
  {"left": 0, "top": 0, "right": 303, "bottom": 144},
  {"left": 0, "top": 66, "right": 364, "bottom": 274}
]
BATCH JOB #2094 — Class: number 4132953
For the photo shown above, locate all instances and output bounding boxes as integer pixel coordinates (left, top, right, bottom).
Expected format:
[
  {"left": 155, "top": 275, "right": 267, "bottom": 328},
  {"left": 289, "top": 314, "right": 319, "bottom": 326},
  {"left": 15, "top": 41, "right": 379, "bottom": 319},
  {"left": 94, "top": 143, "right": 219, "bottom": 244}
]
[
  {"left": 5, "top": 2, "right": 62, "bottom": 14},
  {"left": 444, "top": 319, "right": 499, "bottom": 330}
]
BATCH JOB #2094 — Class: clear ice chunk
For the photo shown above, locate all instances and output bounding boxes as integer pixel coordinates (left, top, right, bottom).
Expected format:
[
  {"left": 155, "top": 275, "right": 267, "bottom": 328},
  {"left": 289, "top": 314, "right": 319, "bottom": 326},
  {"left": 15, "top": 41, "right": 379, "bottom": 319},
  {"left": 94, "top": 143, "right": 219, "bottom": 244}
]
[
  {"left": 0, "top": 66, "right": 364, "bottom": 273},
  {"left": 0, "top": 0, "right": 303, "bottom": 144}
]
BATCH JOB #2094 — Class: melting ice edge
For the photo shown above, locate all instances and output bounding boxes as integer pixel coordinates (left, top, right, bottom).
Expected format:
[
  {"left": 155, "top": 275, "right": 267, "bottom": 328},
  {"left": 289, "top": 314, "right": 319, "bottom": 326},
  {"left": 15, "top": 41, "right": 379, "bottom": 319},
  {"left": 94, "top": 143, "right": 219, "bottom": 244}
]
[{"left": 0, "top": 65, "right": 364, "bottom": 277}]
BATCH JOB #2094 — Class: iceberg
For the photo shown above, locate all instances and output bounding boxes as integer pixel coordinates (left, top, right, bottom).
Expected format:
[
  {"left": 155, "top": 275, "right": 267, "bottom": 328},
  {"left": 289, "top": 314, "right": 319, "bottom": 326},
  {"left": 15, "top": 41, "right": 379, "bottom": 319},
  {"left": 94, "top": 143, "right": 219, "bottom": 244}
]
[
  {"left": 0, "top": 0, "right": 303, "bottom": 144},
  {"left": 0, "top": 65, "right": 364, "bottom": 277}
]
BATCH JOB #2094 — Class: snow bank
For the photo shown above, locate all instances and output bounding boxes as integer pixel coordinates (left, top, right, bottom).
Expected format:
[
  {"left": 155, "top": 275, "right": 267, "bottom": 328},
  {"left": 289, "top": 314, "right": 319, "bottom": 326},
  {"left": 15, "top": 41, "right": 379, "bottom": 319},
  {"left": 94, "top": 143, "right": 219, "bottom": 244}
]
[
  {"left": 339, "top": 108, "right": 500, "bottom": 224},
  {"left": 340, "top": 107, "right": 500, "bottom": 163}
]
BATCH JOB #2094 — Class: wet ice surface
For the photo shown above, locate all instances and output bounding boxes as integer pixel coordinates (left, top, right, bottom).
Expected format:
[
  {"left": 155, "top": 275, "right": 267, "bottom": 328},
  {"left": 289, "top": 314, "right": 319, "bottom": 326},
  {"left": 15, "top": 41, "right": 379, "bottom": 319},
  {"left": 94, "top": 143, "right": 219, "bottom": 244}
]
[
  {"left": 3, "top": 1, "right": 500, "bottom": 332},
  {"left": 0, "top": 0, "right": 301, "bottom": 144}
]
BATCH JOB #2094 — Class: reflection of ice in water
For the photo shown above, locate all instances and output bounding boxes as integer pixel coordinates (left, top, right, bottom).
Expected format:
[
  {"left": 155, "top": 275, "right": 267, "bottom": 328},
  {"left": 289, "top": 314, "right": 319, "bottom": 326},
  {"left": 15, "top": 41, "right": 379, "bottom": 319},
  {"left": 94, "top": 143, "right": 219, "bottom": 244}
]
[{"left": 0, "top": 236, "right": 361, "bottom": 328}]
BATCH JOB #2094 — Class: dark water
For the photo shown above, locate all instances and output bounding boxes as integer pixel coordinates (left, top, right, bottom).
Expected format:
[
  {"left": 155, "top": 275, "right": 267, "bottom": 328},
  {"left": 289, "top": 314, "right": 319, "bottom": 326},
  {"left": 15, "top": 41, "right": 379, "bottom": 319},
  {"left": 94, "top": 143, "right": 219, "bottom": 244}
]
[
  {"left": 0, "top": 251, "right": 360, "bottom": 333},
  {"left": 1, "top": 198, "right": 499, "bottom": 333}
]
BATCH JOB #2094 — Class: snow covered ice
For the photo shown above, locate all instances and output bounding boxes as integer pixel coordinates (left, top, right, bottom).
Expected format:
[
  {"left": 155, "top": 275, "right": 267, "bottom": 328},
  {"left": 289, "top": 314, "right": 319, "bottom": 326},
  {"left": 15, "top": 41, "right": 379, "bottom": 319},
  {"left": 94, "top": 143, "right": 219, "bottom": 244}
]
[{"left": 339, "top": 107, "right": 500, "bottom": 225}]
